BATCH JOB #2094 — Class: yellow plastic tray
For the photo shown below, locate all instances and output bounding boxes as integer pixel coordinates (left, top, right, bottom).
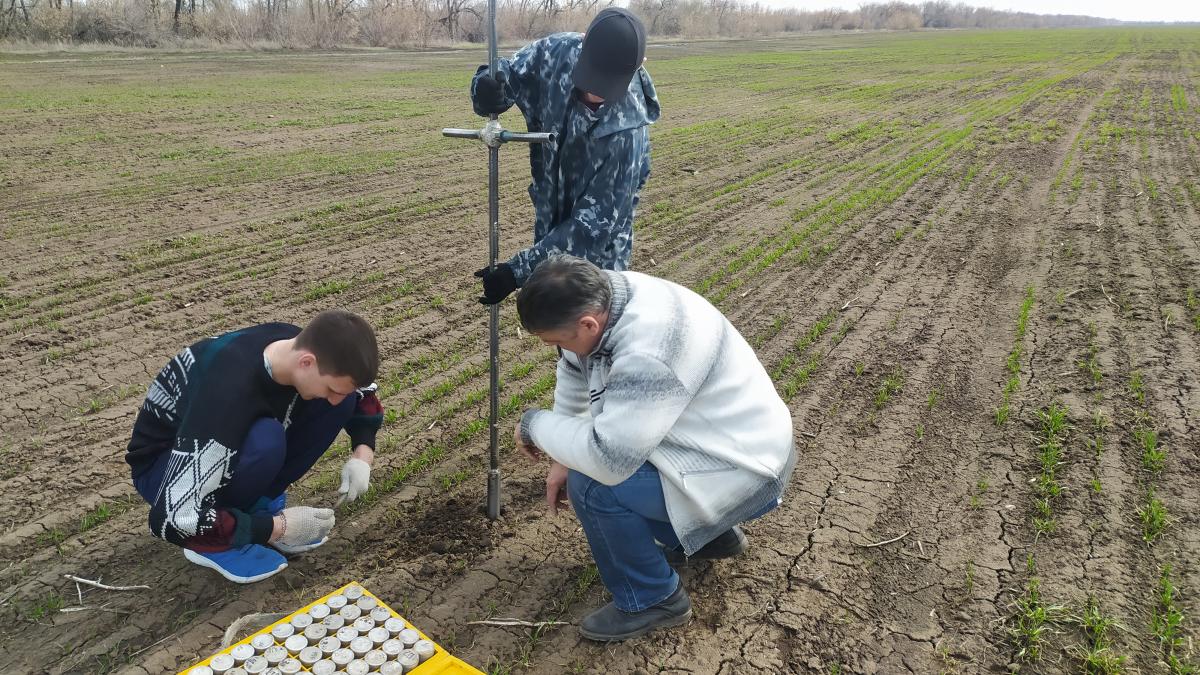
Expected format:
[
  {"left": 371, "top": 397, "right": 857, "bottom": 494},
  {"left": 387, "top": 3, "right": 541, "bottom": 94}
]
[{"left": 180, "top": 581, "right": 483, "bottom": 674}]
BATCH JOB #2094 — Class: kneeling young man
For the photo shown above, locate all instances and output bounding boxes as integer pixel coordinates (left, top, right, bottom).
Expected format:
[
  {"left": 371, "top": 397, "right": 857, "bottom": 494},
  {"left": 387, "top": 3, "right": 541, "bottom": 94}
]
[
  {"left": 514, "top": 255, "right": 796, "bottom": 640},
  {"left": 126, "top": 309, "right": 384, "bottom": 583}
]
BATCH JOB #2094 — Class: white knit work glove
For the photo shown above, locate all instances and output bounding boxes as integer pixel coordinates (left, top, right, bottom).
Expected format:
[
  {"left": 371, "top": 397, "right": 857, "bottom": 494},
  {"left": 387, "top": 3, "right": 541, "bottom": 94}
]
[
  {"left": 276, "top": 506, "right": 335, "bottom": 548},
  {"left": 337, "top": 457, "right": 371, "bottom": 506}
]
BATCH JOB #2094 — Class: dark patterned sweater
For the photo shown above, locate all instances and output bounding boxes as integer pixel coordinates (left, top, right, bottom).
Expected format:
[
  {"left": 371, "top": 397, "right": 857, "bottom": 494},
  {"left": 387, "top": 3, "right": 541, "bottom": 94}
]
[{"left": 125, "top": 323, "right": 383, "bottom": 551}]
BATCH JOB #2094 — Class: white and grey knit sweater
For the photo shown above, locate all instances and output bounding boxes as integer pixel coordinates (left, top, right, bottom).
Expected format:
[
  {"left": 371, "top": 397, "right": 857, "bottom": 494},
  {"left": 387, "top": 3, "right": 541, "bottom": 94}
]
[{"left": 520, "top": 271, "right": 796, "bottom": 554}]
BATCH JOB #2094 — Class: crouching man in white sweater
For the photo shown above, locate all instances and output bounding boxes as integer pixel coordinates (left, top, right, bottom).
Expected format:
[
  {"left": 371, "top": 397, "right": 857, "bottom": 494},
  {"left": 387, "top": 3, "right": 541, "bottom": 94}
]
[{"left": 513, "top": 254, "right": 796, "bottom": 641}]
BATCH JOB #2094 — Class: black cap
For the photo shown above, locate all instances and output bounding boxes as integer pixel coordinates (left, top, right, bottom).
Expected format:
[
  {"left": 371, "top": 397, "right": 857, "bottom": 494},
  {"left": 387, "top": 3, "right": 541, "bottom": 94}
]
[{"left": 572, "top": 8, "right": 646, "bottom": 103}]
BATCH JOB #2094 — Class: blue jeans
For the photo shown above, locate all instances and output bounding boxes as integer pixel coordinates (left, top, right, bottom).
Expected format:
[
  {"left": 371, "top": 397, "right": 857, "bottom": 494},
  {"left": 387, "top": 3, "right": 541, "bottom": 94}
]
[
  {"left": 567, "top": 463, "right": 686, "bottom": 613},
  {"left": 134, "top": 397, "right": 356, "bottom": 511}
]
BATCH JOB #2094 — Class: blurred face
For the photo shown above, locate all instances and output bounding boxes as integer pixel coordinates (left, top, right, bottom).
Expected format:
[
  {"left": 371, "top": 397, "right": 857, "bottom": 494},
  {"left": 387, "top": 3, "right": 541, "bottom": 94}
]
[
  {"left": 293, "top": 352, "right": 357, "bottom": 405},
  {"left": 533, "top": 313, "right": 606, "bottom": 356}
]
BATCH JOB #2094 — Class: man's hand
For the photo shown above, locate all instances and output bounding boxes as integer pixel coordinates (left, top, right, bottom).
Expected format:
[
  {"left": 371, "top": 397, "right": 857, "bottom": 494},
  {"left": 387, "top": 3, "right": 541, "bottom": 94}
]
[
  {"left": 337, "top": 445, "right": 373, "bottom": 506},
  {"left": 475, "top": 263, "right": 518, "bottom": 305},
  {"left": 271, "top": 506, "right": 336, "bottom": 546},
  {"left": 473, "top": 70, "right": 512, "bottom": 116},
  {"left": 545, "top": 461, "right": 570, "bottom": 516},
  {"left": 514, "top": 421, "right": 542, "bottom": 460}
]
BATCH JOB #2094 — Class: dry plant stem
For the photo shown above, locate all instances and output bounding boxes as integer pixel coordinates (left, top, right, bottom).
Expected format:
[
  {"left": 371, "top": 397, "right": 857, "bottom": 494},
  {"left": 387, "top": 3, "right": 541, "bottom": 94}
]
[
  {"left": 466, "top": 618, "right": 569, "bottom": 628},
  {"left": 63, "top": 574, "right": 149, "bottom": 591},
  {"left": 855, "top": 530, "right": 911, "bottom": 548}
]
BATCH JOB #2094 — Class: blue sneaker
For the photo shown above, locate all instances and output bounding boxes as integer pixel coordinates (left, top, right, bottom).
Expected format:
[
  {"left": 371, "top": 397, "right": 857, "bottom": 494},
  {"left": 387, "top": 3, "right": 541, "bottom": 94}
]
[
  {"left": 183, "top": 545, "right": 287, "bottom": 584},
  {"left": 248, "top": 493, "right": 287, "bottom": 516}
]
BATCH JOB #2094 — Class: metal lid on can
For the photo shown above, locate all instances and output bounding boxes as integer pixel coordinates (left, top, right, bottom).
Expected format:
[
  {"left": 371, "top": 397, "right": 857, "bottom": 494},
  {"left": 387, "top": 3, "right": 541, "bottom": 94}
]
[
  {"left": 326, "top": 594, "right": 348, "bottom": 610},
  {"left": 343, "top": 585, "right": 364, "bottom": 601},
  {"left": 381, "top": 638, "right": 403, "bottom": 657},
  {"left": 353, "top": 616, "right": 375, "bottom": 634},
  {"left": 290, "top": 613, "right": 313, "bottom": 630},
  {"left": 355, "top": 595, "right": 378, "bottom": 611},
  {"left": 383, "top": 617, "right": 405, "bottom": 635},
  {"left": 311, "top": 660, "right": 338, "bottom": 675},
  {"left": 277, "top": 657, "right": 302, "bottom": 674},
  {"left": 336, "top": 626, "right": 359, "bottom": 643},
  {"left": 210, "top": 653, "right": 235, "bottom": 673},
  {"left": 263, "top": 644, "right": 288, "bottom": 664},
  {"left": 322, "top": 614, "right": 346, "bottom": 630},
  {"left": 188, "top": 666, "right": 214, "bottom": 675},
  {"left": 304, "top": 624, "right": 328, "bottom": 641},
  {"left": 350, "top": 636, "right": 373, "bottom": 655},
  {"left": 368, "top": 626, "right": 389, "bottom": 646},
  {"left": 331, "top": 647, "right": 355, "bottom": 666},
  {"left": 397, "top": 650, "right": 420, "bottom": 668},
  {"left": 250, "top": 634, "right": 275, "bottom": 652},
  {"left": 230, "top": 643, "right": 255, "bottom": 662},
  {"left": 261, "top": 669, "right": 282, "bottom": 675},
  {"left": 364, "top": 650, "right": 387, "bottom": 668},
  {"left": 226, "top": 669, "right": 249, "bottom": 675},
  {"left": 398, "top": 629, "right": 420, "bottom": 648},
  {"left": 317, "top": 635, "right": 341, "bottom": 654},
  {"left": 270, "top": 623, "right": 295, "bottom": 640},
  {"left": 371, "top": 607, "right": 392, "bottom": 624},
  {"left": 346, "top": 660, "right": 370, "bottom": 675},
  {"left": 379, "top": 662, "right": 405, "bottom": 675},
  {"left": 299, "top": 646, "right": 323, "bottom": 665},
  {"left": 283, "top": 634, "right": 307, "bottom": 655},
  {"left": 242, "top": 655, "right": 269, "bottom": 674},
  {"left": 308, "top": 603, "right": 331, "bottom": 620},
  {"left": 339, "top": 605, "right": 362, "bottom": 621},
  {"left": 414, "top": 639, "right": 435, "bottom": 661}
]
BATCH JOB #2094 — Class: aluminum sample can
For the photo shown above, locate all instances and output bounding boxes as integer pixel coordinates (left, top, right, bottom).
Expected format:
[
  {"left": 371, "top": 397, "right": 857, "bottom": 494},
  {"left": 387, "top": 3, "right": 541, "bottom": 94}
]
[
  {"left": 383, "top": 617, "right": 405, "bottom": 636},
  {"left": 336, "top": 626, "right": 359, "bottom": 643},
  {"left": 381, "top": 638, "right": 403, "bottom": 658},
  {"left": 304, "top": 624, "right": 328, "bottom": 642},
  {"left": 263, "top": 645, "right": 288, "bottom": 665},
  {"left": 277, "top": 657, "right": 302, "bottom": 674},
  {"left": 290, "top": 613, "right": 313, "bottom": 630},
  {"left": 346, "top": 660, "right": 370, "bottom": 675},
  {"left": 339, "top": 605, "right": 363, "bottom": 621},
  {"left": 231, "top": 643, "right": 255, "bottom": 663},
  {"left": 326, "top": 594, "right": 348, "bottom": 610},
  {"left": 270, "top": 623, "right": 295, "bottom": 641},
  {"left": 367, "top": 626, "right": 389, "bottom": 647},
  {"left": 312, "top": 660, "right": 338, "bottom": 675},
  {"left": 331, "top": 647, "right": 355, "bottom": 667},
  {"left": 242, "top": 655, "right": 268, "bottom": 674},
  {"left": 322, "top": 614, "right": 346, "bottom": 631},
  {"left": 262, "top": 669, "right": 282, "bottom": 675},
  {"left": 354, "top": 616, "right": 376, "bottom": 634},
  {"left": 413, "top": 640, "right": 435, "bottom": 662},
  {"left": 283, "top": 634, "right": 307, "bottom": 655},
  {"left": 350, "top": 635, "right": 373, "bottom": 657},
  {"left": 344, "top": 585, "right": 364, "bottom": 601},
  {"left": 397, "top": 629, "right": 420, "bottom": 649},
  {"left": 299, "top": 646, "right": 323, "bottom": 666},
  {"left": 396, "top": 650, "right": 419, "bottom": 671},
  {"left": 308, "top": 603, "right": 331, "bottom": 620},
  {"left": 371, "top": 607, "right": 392, "bottom": 625},
  {"left": 251, "top": 634, "right": 275, "bottom": 654},
  {"left": 355, "top": 595, "right": 378, "bottom": 612},
  {"left": 365, "top": 649, "right": 387, "bottom": 670},
  {"left": 210, "top": 653, "right": 235, "bottom": 673},
  {"left": 379, "top": 662, "right": 404, "bottom": 675},
  {"left": 227, "top": 669, "right": 249, "bottom": 675},
  {"left": 317, "top": 635, "right": 341, "bottom": 656},
  {"left": 188, "top": 667, "right": 214, "bottom": 675}
]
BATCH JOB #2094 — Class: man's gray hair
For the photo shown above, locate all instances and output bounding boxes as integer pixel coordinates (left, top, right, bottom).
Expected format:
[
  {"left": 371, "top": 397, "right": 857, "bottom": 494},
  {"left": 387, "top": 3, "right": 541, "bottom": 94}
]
[{"left": 516, "top": 255, "right": 613, "bottom": 332}]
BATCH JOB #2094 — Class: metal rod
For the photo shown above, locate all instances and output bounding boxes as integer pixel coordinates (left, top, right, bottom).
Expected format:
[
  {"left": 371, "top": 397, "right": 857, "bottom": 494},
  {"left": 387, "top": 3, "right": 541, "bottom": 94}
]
[{"left": 485, "top": 0, "right": 502, "bottom": 521}]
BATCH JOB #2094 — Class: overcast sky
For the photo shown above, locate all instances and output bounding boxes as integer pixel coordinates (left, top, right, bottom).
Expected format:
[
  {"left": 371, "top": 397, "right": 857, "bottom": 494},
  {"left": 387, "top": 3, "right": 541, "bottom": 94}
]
[{"left": 749, "top": 0, "right": 1200, "bottom": 23}]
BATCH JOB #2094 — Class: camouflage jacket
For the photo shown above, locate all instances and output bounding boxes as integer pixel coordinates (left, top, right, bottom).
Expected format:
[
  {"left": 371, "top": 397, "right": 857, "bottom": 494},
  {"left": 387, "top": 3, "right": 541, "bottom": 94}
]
[{"left": 471, "top": 32, "right": 661, "bottom": 284}]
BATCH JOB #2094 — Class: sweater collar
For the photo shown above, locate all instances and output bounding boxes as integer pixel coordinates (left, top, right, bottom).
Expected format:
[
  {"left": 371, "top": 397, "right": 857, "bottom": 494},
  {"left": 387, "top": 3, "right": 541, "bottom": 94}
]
[{"left": 593, "top": 271, "right": 630, "bottom": 356}]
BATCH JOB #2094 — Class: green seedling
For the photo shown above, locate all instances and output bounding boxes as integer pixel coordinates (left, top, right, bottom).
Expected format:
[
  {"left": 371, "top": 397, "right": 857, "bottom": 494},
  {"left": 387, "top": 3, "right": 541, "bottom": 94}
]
[
  {"left": 874, "top": 366, "right": 904, "bottom": 409},
  {"left": 1129, "top": 371, "right": 1145, "bottom": 406},
  {"left": 1140, "top": 489, "right": 1168, "bottom": 542},
  {"left": 1012, "top": 577, "right": 1063, "bottom": 661},
  {"left": 1068, "top": 596, "right": 1127, "bottom": 674}
]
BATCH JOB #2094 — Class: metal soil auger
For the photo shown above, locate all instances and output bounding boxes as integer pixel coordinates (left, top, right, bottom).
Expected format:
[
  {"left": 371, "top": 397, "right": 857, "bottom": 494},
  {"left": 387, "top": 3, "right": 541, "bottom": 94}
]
[{"left": 441, "top": 0, "right": 555, "bottom": 520}]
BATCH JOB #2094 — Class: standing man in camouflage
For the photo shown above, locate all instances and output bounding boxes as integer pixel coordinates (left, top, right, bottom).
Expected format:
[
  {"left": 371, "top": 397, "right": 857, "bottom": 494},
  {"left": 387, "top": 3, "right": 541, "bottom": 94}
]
[{"left": 469, "top": 7, "right": 660, "bottom": 304}]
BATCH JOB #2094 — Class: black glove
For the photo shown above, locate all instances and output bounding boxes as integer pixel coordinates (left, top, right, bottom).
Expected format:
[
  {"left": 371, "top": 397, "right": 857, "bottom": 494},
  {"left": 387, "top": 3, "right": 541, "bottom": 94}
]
[
  {"left": 473, "top": 70, "right": 512, "bottom": 116},
  {"left": 475, "top": 263, "right": 518, "bottom": 305}
]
